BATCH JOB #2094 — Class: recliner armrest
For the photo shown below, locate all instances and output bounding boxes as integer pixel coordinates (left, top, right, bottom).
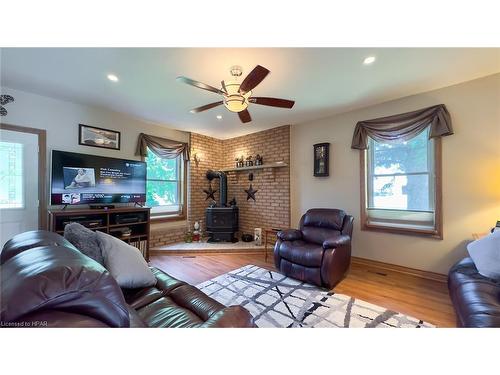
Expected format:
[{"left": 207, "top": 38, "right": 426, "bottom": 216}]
[
  {"left": 323, "top": 235, "right": 351, "bottom": 249},
  {"left": 277, "top": 229, "right": 302, "bottom": 241}
]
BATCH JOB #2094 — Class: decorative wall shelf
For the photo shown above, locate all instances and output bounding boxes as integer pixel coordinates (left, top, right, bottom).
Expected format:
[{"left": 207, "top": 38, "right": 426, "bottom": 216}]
[{"left": 221, "top": 161, "right": 288, "bottom": 172}]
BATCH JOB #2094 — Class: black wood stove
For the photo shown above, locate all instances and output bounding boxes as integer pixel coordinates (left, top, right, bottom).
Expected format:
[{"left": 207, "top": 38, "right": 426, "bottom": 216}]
[{"left": 205, "top": 170, "right": 239, "bottom": 243}]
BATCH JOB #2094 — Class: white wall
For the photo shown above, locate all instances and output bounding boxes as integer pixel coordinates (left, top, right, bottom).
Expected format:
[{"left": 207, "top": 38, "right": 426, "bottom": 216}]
[
  {"left": 291, "top": 73, "right": 500, "bottom": 274},
  {"left": 0, "top": 87, "right": 189, "bottom": 230}
]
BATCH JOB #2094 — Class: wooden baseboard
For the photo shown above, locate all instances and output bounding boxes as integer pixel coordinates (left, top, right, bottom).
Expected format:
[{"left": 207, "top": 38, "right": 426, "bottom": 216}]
[
  {"left": 352, "top": 256, "right": 447, "bottom": 283},
  {"left": 150, "top": 248, "right": 266, "bottom": 256}
]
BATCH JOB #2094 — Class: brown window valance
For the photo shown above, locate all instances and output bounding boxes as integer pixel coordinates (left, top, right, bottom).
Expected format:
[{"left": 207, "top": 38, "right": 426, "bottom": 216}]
[
  {"left": 135, "top": 133, "right": 190, "bottom": 160},
  {"left": 351, "top": 104, "right": 453, "bottom": 150}
]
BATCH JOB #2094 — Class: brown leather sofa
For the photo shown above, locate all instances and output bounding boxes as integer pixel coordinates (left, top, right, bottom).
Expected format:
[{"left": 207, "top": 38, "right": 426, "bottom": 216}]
[
  {"left": 274, "top": 208, "right": 353, "bottom": 289},
  {"left": 448, "top": 257, "right": 500, "bottom": 327},
  {"left": 0, "top": 230, "right": 255, "bottom": 328}
]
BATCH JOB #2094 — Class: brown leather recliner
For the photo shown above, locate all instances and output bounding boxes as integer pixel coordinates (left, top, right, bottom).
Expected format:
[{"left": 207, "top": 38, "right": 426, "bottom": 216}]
[
  {"left": 0, "top": 230, "right": 255, "bottom": 328},
  {"left": 274, "top": 208, "right": 354, "bottom": 289}
]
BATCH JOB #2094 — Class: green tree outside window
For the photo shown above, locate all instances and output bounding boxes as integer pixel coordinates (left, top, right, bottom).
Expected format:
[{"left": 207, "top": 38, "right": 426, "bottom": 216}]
[{"left": 145, "top": 148, "right": 179, "bottom": 208}]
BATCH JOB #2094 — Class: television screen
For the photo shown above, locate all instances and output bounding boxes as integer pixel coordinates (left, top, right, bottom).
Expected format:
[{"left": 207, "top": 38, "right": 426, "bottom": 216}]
[{"left": 51, "top": 150, "right": 146, "bottom": 205}]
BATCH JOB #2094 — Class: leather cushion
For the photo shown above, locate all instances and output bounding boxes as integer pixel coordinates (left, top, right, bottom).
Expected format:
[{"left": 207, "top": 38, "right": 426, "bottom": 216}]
[
  {"left": 13, "top": 310, "right": 111, "bottom": 328},
  {"left": 122, "top": 286, "right": 164, "bottom": 310},
  {"left": 169, "top": 284, "right": 225, "bottom": 321},
  {"left": 278, "top": 259, "right": 322, "bottom": 287},
  {"left": 152, "top": 267, "right": 187, "bottom": 293},
  {"left": 302, "top": 227, "right": 341, "bottom": 246},
  {"left": 1, "top": 230, "right": 77, "bottom": 265},
  {"left": 449, "top": 257, "right": 500, "bottom": 327},
  {"left": 137, "top": 296, "right": 205, "bottom": 328},
  {"left": 278, "top": 240, "right": 324, "bottom": 267},
  {"left": 302, "top": 208, "right": 346, "bottom": 231},
  {"left": 277, "top": 229, "right": 302, "bottom": 241},
  {"left": 0, "top": 245, "right": 130, "bottom": 327}
]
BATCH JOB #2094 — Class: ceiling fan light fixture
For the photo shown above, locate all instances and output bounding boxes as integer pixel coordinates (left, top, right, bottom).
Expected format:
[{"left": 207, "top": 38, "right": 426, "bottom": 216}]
[{"left": 222, "top": 79, "right": 251, "bottom": 113}]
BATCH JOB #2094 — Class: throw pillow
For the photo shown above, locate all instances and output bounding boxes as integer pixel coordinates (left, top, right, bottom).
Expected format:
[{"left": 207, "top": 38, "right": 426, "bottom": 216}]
[
  {"left": 64, "top": 222, "right": 105, "bottom": 265},
  {"left": 96, "top": 231, "right": 156, "bottom": 288},
  {"left": 467, "top": 230, "right": 500, "bottom": 280}
]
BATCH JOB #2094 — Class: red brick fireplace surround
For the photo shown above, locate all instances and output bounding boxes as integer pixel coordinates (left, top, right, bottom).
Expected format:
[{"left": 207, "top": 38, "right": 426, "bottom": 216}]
[{"left": 151, "top": 125, "right": 291, "bottom": 248}]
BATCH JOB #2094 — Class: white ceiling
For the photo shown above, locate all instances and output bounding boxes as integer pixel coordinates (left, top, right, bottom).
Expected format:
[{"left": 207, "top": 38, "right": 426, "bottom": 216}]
[{"left": 1, "top": 48, "right": 499, "bottom": 138}]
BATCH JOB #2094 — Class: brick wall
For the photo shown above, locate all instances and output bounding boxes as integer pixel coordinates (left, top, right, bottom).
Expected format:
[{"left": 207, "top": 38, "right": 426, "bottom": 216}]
[
  {"left": 150, "top": 225, "right": 186, "bottom": 248},
  {"left": 188, "top": 132, "right": 223, "bottom": 235},
  {"left": 221, "top": 125, "right": 291, "bottom": 235},
  {"left": 150, "top": 125, "right": 291, "bottom": 247}
]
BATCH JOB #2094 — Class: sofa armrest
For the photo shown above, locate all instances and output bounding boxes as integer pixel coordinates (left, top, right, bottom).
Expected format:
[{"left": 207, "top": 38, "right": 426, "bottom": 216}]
[
  {"left": 200, "top": 305, "right": 256, "bottom": 328},
  {"left": 277, "top": 229, "right": 302, "bottom": 241},
  {"left": 323, "top": 235, "right": 351, "bottom": 249}
]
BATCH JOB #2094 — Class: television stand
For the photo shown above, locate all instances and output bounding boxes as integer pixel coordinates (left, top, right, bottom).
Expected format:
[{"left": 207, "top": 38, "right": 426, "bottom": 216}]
[
  {"left": 48, "top": 207, "right": 151, "bottom": 261},
  {"left": 89, "top": 204, "right": 115, "bottom": 210}
]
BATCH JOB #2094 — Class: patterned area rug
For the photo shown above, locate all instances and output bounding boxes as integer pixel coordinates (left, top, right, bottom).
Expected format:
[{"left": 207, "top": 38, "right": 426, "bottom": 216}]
[{"left": 196, "top": 265, "right": 435, "bottom": 328}]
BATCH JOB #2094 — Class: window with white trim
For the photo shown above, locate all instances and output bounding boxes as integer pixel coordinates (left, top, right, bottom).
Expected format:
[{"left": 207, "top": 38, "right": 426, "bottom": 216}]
[
  {"left": 363, "top": 128, "right": 441, "bottom": 236},
  {"left": 145, "top": 148, "right": 185, "bottom": 219},
  {"left": 0, "top": 141, "right": 24, "bottom": 209}
]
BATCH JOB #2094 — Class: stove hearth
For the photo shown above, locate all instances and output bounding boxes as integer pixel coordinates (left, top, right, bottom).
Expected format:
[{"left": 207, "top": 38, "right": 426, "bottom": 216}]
[{"left": 205, "top": 170, "right": 239, "bottom": 243}]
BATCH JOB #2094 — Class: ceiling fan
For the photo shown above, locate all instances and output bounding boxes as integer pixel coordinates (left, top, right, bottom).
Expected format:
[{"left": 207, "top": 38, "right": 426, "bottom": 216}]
[{"left": 176, "top": 65, "right": 295, "bottom": 123}]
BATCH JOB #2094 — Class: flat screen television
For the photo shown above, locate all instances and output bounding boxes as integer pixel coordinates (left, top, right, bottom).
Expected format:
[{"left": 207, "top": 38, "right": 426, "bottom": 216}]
[{"left": 51, "top": 150, "right": 147, "bottom": 205}]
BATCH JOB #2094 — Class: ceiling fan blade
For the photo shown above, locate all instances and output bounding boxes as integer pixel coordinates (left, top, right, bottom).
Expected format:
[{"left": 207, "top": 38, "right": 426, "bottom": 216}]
[
  {"left": 176, "top": 76, "right": 225, "bottom": 95},
  {"left": 190, "top": 101, "right": 224, "bottom": 113},
  {"left": 250, "top": 97, "right": 295, "bottom": 109},
  {"left": 239, "top": 65, "right": 270, "bottom": 94},
  {"left": 238, "top": 109, "right": 252, "bottom": 123}
]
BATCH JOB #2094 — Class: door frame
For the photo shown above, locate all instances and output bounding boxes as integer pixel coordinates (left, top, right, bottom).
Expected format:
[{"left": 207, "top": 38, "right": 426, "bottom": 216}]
[{"left": 0, "top": 123, "right": 47, "bottom": 230}]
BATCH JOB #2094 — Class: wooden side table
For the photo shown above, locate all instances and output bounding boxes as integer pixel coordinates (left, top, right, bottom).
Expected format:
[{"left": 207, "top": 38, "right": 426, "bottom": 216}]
[{"left": 264, "top": 228, "right": 281, "bottom": 262}]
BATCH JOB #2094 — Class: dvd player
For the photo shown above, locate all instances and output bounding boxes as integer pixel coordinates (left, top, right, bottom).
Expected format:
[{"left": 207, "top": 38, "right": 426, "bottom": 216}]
[{"left": 115, "top": 213, "right": 146, "bottom": 224}]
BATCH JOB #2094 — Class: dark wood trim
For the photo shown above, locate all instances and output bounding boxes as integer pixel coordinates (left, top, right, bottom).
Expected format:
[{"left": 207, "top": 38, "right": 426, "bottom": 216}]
[
  {"left": 351, "top": 256, "right": 447, "bottom": 283},
  {"left": 434, "top": 138, "right": 443, "bottom": 239},
  {"left": 0, "top": 122, "right": 47, "bottom": 230},
  {"left": 359, "top": 138, "right": 443, "bottom": 239},
  {"left": 150, "top": 214, "right": 186, "bottom": 223}
]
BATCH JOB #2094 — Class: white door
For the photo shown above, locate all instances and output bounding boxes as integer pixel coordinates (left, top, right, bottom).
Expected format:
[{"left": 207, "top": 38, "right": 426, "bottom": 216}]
[{"left": 0, "top": 129, "right": 40, "bottom": 247}]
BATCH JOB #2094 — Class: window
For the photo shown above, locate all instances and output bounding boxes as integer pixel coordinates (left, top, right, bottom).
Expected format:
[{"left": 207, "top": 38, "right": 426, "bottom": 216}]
[
  {"left": 0, "top": 141, "right": 24, "bottom": 209},
  {"left": 145, "top": 147, "right": 185, "bottom": 219},
  {"left": 361, "top": 128, "right": 442, "bottom": 237}
]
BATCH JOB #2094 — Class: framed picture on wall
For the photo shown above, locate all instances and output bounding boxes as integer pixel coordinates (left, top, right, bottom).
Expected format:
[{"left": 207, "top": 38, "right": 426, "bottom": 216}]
[
  {"left": 313, "top": 143, "right": 329, "bottom": 177},
  {"left": 78, "top": 124, "right": 121, "bottom": 150}
]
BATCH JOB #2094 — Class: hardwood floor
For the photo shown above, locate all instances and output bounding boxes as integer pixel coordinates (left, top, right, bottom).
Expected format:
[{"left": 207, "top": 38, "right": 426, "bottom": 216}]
[{"left": 150, "top": 252, "right": 456, "bottom": 327}]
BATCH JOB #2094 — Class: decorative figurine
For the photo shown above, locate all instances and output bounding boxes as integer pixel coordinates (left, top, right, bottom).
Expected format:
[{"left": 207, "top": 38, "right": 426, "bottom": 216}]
[
  {"left": 245, "top": 155, "right": 253, "bottom": 167},
  {"left": 244, "top": 184, "right": 258, "bottom": 201},
  {"left": 193, "top": 221, "right": 201, "bottom": 242},
  {"left": 255, "top": 154, "right": 263, "bottom": 166},
  {"left": 203, "top": 183, "right": 217, "bottom": 200},
  {"left": 229, "top": 197, "right": 237, "bottom": 206},
  {"left": 235, "top": 156, "right": 244, "bottom": 168},
  {"left": 254, "top": 228, "right": 262, "bottom": 245},
  {"left": 184, "top": 231, "right": 193, "bottom": 243}
]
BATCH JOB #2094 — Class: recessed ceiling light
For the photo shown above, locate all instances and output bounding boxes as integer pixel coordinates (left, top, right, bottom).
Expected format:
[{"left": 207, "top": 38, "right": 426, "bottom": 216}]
[
  {"left": 107, "top": 74, "right": 119, "bottom": 82},
  {"left": 363, "top": 56, "right": 376, "bottom": 65},
  {"left": 216, "top": 115, "right": 222, "bottom": 120}
]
